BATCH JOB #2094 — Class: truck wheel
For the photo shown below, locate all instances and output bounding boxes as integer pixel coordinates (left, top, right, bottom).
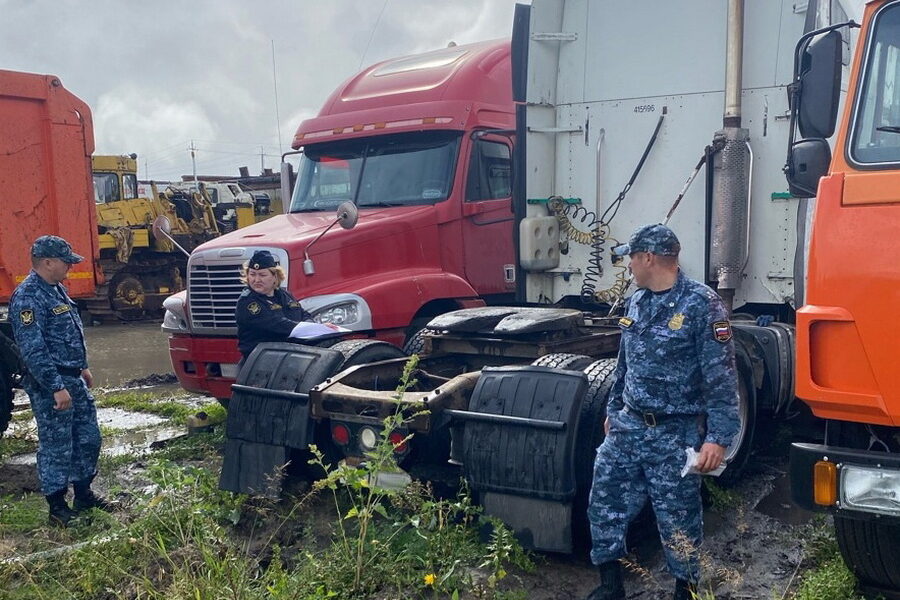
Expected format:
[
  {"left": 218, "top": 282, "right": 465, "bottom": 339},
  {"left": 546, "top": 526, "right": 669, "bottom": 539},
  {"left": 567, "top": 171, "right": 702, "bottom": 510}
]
[
  {"left": 330, "top": 339, "right": 407, "bottom": 369},
  {"left": 531, "top": 353, "right": 594, "bottom": 371},
  {"left": 573, "top": 358, "right": 618, "bottom": 548},
  {"left": 830, "top": 422, "right": 900, "bottom": 593},
  {"left": 402, "top": 327, "right": 433, "bottom": 356},
  {"left": 0, "top": 364, "right": 13, "bottom": 438},
  {"left": 717, "top": 366, "right": 756, "bottom": 486}
]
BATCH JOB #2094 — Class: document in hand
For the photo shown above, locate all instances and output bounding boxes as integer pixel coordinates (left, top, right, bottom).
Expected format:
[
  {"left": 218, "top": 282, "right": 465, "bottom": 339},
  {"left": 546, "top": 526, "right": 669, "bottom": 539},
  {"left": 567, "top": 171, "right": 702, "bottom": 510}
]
[{"left": 289, "top": 321, "right": 350, "bottom": 340}]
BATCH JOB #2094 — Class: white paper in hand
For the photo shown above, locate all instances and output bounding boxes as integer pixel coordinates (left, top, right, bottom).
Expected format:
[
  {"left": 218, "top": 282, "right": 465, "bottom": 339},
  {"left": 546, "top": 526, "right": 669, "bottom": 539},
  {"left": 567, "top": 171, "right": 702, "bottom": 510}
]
[
  {"left": 289, "top": 321, "right": 349, "bottom": 340},
  {"left": 681, "top": 447, "right": 727, "bottom": 478}
]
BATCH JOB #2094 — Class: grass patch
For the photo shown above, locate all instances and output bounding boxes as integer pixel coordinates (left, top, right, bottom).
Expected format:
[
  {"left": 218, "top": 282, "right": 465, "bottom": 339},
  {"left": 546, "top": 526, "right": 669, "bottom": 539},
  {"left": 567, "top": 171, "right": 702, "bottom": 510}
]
[
  {"left": 703, "top": 478, "right": 742, "bottom": 513},
  {"left": 94, "top": 390, "right": 224, "bottom": 426},
  {"left": 10, "top": 410, "right": 33, "bottom": 423},
  {"left": 0, "top": 435, "right": 37, "bottom": 460},
  {"left": 792, "top": 517, "right": 864, "bottom": 600},
  {"left": 0, "top": 493, "right": 47, "bottom": 534}
]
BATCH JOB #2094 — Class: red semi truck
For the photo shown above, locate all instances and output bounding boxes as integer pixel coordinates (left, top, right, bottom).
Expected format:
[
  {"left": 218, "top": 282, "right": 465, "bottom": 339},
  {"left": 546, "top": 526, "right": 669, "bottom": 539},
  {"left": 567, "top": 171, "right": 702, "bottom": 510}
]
[{"left": 163, "top": 40, "right": 516, "bottom": 402}]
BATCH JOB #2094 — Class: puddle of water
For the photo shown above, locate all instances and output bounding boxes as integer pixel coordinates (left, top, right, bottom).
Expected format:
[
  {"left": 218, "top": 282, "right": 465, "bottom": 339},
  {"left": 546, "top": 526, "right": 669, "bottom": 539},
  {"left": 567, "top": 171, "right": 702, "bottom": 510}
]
[
  {"left": 103, "top": 427, "right": 185, "bottom": 457},
  {"left": 97, "top": 408, "right": 166, "bottom": 430},
  {"left": 82, "top": 322, "right": 172, "bottom": 388},
  {"left": 755, "top": 472, "right": 815, "bottom": 525},
  {"left": 5, "top": 427, "right": 185, "bottom": 465}
]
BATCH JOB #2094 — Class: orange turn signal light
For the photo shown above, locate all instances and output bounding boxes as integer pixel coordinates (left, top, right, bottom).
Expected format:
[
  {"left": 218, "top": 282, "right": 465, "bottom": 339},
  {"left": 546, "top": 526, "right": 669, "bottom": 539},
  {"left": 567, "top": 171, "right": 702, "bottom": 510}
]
[{"left": 813, "top": 461, "right": 838, "bottom": 506}]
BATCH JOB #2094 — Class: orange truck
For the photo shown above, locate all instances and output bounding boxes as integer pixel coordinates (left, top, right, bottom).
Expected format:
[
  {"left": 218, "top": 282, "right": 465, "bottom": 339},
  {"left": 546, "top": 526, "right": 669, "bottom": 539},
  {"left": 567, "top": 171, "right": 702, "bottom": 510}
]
[
  {"left": 786, "top": 2, "right": 900, "bottom": 597},
  {"left": 0, "top": 70, "right": 98, "bottom": 436}
]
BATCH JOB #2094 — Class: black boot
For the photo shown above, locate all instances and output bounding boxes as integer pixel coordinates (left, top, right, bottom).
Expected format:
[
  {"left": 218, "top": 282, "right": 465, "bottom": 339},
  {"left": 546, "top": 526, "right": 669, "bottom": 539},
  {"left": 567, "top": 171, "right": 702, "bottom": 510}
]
[
  {"left": 673, "top": 578, "right": 698, "bottom": 600},
  {"left": 46, "top": 489, "right": 77, "bottom": 527},
  {"left": 72, "top": 477, "right": 113, "bottom": 512},
  {"left": 585, "top": 560, "right": 625, "bottom": 600}
]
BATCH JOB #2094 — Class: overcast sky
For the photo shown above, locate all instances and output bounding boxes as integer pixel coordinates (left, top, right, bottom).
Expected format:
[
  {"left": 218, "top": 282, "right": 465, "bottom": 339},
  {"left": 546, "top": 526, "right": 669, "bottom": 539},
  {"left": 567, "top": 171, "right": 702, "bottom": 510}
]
[{"left": 1, "top": 0, "right": 523, "bottom": 182}]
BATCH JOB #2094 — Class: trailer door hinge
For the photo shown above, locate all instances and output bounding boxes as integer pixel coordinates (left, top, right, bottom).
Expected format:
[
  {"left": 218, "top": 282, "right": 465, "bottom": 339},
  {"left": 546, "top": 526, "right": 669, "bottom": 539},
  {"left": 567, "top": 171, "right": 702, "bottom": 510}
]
[{"left": 531, "top": 32, "right": 578, "bottom": 42}]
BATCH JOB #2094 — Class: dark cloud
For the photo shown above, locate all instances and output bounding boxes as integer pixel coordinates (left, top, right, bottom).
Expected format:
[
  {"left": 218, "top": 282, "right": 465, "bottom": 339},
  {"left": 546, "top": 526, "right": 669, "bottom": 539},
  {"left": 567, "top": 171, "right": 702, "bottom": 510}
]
[{"left": 1, "top": 0, "right": 522, "bottom": 180}]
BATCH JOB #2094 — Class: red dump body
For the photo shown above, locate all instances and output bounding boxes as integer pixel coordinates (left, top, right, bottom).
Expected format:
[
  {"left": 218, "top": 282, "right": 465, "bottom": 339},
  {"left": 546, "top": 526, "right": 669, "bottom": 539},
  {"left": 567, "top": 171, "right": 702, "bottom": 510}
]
[{"left": 0, "top": 70, "right": 98, "bottom": 303}]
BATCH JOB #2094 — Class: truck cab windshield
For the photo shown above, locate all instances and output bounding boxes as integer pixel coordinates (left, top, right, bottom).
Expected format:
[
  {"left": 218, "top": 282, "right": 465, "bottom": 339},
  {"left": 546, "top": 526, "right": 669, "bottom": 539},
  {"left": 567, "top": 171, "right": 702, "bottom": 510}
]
[{"left": 289, "top": 130, "right": 461, "bottom": 212}]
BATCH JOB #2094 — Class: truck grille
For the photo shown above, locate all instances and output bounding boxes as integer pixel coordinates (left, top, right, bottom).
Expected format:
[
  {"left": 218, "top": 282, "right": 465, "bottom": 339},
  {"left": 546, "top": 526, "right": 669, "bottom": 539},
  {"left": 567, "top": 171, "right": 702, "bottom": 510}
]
[{"left": 188, "top": 263, "right": 245, "bottom": 329}]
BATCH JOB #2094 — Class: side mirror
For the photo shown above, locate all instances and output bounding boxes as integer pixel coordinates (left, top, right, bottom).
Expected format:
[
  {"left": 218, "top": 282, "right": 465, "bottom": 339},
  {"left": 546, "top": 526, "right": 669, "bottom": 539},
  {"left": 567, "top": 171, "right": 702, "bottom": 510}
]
[
  {"left": 280, "top": 162, "right": 294, "bottom": 213},
  {"left": 786, "top": 139, "right": 831, "bottom": 198},
  {"left": 302, "top": 202, "right": 360, "bottom": 276},
  {"left": 151, "top": 216, "right": 190, "bottom": 257},
  {"left": 336, "top": 201, "right": 358, "bottom": 230},
  {"left": 796, "top": 30, "right": 842, "bottom": 139}
]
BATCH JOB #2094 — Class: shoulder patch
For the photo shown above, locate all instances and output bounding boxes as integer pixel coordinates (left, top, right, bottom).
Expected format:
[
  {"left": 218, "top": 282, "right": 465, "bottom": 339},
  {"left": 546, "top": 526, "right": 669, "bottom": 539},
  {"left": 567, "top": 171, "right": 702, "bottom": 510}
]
[
  {"left": 618, "top": 316, "right": 634, "bottom": 328},
  {"left": 269, "top": 303, "right": 282, "bottom": 310},
  {"left": 239, "top": 289, "right": 251, "bottom": 298},
  {"left": 20, "top": 309, "right": 35, "bottom": 326},
  {"left": 288, "top": 301, "right": 301, "bottom": 309},
  {"left": 712, "top": 321, "right": 732, "bottom": 343},
  {"left": 247, "top": 302, "right": 261, "bottom": 315},
  {"left": 52, "top": 304, "right": 71, "bottom": 315}
]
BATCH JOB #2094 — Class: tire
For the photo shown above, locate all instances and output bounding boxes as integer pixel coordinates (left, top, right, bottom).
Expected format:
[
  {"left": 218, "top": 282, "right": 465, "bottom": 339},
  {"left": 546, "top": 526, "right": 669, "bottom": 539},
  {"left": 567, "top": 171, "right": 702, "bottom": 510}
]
[
  {"left": 831, "top": 422, "right": 900, "bottom": 593},
  {"left": 0, "top": 364, "right": 13, "bottom": 439},
  {"left": 531, "top": 353, "right": 595, "bottom": 371},
  {"left": 572, "top": 358, "right": 618, "bottom": 549},
  {"left": 330, "top": 339, "right": 407, "bottom": 369},
  {"left": 717, "top": 365, "right": 756, "bottom": 486},
  {"left": 402, "top": 327, "right": 433, "bottom": 356}
]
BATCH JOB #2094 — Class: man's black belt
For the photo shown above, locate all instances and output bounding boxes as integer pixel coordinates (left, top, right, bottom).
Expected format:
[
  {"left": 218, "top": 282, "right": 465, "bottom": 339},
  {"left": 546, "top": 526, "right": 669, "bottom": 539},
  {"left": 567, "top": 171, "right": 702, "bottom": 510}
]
[
  {"left": 57, "top": 366, "right": 83, "bottom": 377},
  {"left": 623, "top": 405, "right": 699, "bottom": 427}
]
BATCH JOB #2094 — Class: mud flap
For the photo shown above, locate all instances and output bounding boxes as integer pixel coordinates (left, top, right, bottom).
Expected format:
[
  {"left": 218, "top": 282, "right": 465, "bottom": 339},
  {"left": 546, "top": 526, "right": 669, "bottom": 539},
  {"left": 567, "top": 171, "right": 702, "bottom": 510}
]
[
  {"left": 460, "top": 365, "right": 587, "bottom": 553},
  {"left": 219, "top": 342, "right": 343, "bottom": 496}
]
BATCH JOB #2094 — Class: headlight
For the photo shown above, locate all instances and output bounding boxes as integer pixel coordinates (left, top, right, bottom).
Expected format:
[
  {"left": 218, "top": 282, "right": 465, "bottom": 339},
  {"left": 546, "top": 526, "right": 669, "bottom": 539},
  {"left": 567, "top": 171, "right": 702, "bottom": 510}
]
[
  {"left": 313, "top": 302, "right": 360, "bottom": 326},
  {"left": 161, "top": 292, "right": 189, "bottom": 332},
  {"left": 841, "top": 465, "right": 900, "bottom": 517}
]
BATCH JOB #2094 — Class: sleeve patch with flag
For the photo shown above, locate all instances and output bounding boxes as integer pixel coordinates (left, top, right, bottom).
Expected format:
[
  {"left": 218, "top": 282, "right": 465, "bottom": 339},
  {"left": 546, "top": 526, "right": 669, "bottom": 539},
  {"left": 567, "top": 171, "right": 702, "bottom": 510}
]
[{"left": 712, "top": 321, "right": 732, "bottom": 343}]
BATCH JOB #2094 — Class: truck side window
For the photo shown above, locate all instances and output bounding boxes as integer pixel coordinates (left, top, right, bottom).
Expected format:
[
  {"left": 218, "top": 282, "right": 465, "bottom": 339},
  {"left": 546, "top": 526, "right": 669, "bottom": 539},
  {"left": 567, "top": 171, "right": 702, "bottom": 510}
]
[
  {"left": 123, "top": 174, "right": 138, "bottom": 200},
  {"left": 850, "top": 4, "right": 900, "bottom": 165},
  {"left": 465, "top": 139, "right": 511, "bottom": 201},
  {"left": 92, "top": 172, "right": 119, "bottom": 204}
]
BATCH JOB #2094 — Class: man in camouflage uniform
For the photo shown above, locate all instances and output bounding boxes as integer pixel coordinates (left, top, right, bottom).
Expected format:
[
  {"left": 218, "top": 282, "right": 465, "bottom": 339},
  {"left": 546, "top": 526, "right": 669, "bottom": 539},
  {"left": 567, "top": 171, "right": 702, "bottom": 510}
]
[
  {"left": 585, "top": 224, "right": 739, "bottom": 600},
  {"left": 9, "top": 236, "right": 110, "bottom": 526}
]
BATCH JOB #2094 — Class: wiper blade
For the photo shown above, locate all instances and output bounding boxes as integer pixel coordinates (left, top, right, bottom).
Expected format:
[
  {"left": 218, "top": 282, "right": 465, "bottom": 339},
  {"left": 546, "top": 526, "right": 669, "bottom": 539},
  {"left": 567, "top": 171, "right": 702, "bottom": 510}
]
[
  {"left": 358, "top": 201, "right": 403, "bottom": 208},
  {"left": 876, "top": 126, "right": 900, "bottom": 134}
]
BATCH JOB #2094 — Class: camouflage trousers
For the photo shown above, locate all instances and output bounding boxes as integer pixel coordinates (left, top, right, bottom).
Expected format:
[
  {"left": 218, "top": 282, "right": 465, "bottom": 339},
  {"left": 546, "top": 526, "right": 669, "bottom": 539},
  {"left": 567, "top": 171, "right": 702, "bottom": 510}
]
[
  {"left": 588, "top": 415, "right": 703, "bottom": 581},
  {"left": 23, "top": 374, "right": 101, "bottom": 495}
]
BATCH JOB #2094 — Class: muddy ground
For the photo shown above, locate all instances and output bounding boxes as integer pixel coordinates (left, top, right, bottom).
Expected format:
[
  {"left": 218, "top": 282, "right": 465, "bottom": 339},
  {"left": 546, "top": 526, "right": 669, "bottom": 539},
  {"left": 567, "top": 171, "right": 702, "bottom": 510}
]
[{"left": 0, "top": 323, "right": 832, "bottom": 599}]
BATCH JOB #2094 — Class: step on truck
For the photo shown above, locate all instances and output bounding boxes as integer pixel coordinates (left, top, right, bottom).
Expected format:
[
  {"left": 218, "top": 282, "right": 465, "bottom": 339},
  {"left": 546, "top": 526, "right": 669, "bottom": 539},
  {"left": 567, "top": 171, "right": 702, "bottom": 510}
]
[
  {"left": 162, "top": 39, "right": 517, "bottom": 402},
  {"left": 786, "top": 1, "right": 900, "bottom": 597},
  {"left": 224, "top": 0, "right": 859, "bottom": 555}
]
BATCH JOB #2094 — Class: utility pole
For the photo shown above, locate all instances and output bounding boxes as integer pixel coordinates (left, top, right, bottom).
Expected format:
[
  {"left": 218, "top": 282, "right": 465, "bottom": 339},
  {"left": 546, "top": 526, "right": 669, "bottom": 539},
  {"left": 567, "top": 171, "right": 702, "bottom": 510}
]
[
  {"left": 260, "top": 145, "right": 265, "bottom": 174},
  {"left": 190, "top": 140, "right": 198, "bottom": 185}
]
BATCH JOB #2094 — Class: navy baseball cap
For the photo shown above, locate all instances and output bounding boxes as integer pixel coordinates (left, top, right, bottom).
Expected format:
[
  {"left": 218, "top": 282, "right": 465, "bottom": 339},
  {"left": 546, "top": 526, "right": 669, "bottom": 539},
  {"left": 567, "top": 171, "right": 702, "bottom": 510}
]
[
  {"left": 31, "top": 235, "right": 84, "bottom": 264},
  {"left": 248, "top": 250, "right": 278, "bottom": 270},
  {"left": 611, "top": 223, "right": 681, "bottom": 257}
]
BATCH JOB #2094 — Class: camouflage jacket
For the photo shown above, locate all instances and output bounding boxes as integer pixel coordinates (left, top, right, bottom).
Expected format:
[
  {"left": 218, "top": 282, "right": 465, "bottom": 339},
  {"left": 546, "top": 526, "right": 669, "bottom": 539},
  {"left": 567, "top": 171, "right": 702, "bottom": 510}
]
[
  {"left": 9, "top": 271, "right": 87, "bottom": 393},
  {"left": 608, "top": 270, "right": 739, "bottom": 446}
]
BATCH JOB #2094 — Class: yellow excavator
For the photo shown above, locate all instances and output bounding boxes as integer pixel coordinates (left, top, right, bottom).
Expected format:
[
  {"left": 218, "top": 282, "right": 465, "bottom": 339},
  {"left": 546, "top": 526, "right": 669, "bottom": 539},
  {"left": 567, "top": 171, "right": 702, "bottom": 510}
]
[{"left": 89, "top": 154, "right": 221, "bottom": 320}]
